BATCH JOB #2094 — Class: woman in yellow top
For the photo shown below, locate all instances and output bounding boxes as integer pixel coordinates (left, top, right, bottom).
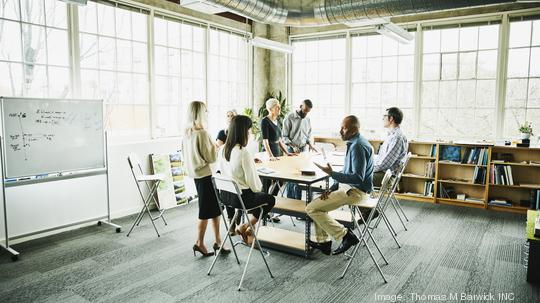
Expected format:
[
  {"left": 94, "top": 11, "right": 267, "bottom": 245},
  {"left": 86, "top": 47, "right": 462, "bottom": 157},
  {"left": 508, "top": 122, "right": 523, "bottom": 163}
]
[{"left": 182, "top": 101, "right": 230, "bottom": 257}]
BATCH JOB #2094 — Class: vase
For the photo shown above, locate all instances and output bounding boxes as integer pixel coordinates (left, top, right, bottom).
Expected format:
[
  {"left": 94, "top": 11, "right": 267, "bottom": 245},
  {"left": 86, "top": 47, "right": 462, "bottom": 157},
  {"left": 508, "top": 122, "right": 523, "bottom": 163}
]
[{"left": 520, "top": 133, "right": 531, "bottom": 140}]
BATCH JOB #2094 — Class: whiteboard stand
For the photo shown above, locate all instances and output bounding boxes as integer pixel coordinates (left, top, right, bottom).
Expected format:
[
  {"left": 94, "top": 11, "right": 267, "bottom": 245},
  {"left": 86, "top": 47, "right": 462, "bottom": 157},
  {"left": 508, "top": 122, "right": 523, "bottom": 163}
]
[
  {"left": 96, "top": 132, "right": 121, "bottom": 233},
  {"left": 0, "top": 136, "right": 20, "bottom": 261}
]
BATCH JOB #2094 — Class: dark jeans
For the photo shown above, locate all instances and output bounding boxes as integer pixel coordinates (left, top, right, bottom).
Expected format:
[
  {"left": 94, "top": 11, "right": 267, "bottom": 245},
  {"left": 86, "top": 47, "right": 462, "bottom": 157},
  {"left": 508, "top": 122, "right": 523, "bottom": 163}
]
[{"left": 285, "top": 145, "right": 305, "bottom": 200}]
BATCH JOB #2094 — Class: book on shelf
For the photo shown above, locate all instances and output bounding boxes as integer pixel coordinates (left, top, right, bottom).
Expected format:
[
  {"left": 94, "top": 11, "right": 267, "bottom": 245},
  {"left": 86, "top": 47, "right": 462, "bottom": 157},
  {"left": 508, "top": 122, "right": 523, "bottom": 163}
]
[
  {"left": 489, "top": 199, "right": 512, "bottom": 207},
  {"left": 424, "top": 161, "right": 436, "bottom": 178},
  {"left": 462, "top": 147, "right": 489, "bottom": 165},
  {"left": 438, "top": 183, "right": 456, "bottom": 199},
  {"left": 465, "top": 197, "right": 484, "bottom": 204},
  {"left": 423, "top": 181, "right": 434, "bottom": 197},
  {"left": 530, "top": 190, "right": 540, "bottom": 210},
  {"left": 429, "top": 144, "right": 437, "bottom": 157},
  {"left": 490, "top": 164, "right": 514, "bottom": 185},
  {"left": 472, "top": 166, "right": 487, "bottom": 185}
]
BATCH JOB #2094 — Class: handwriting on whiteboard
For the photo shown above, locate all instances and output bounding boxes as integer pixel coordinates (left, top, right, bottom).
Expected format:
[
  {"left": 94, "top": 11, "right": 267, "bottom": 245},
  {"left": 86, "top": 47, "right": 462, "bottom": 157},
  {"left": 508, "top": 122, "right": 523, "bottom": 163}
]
[{"left": 6, "top": 109, "right": 98, "bottom": 161}]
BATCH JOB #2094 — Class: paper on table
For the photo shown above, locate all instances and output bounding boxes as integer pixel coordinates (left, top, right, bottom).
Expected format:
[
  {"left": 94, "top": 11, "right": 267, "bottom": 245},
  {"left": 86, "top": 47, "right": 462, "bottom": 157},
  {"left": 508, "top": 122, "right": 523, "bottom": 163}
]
[{"left": 257, "top": 167, "right": 275, "bottom": 174}]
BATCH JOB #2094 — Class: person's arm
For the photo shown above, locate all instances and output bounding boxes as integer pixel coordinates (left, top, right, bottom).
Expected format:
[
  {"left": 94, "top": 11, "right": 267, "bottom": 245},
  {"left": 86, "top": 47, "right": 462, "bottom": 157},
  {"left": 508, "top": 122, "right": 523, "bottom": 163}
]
[
  {"left": 216, "top": 130, "right": 226, "bottom": 147},
  {"left": 281, "top": 115, "right": 292, "bottom": 146},
  {"left": 198, "top": 130, "right": 217, "bottom": 164},
  {"left": 330, "top": 145, "right": 367, "bottom": 184},
  {"left": 373, "top": 136, "right": 402, "bottom": 172},
  {"left": 279, "top": 139, "right": 294, "bottom": 156},
  {"left": 306, "top": 120, "right": 317, "bottom": 152},
  {"left": 241, "top": 149, "right": 263, "bottom": 192}
]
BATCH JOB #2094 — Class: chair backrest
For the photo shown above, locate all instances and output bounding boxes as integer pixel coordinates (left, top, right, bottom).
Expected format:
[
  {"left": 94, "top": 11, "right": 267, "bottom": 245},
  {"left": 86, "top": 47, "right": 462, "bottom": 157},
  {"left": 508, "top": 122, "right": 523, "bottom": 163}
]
[
  {"left": 379, "top": 169, "right": 394, "bottom": 194},
  {"left": 127, "top": 153, "right": 144, "bottom": 177},
  {"left": 212, "top": 175, "right": 242, "bottom": 195},
  {"left": 396, "top": 152, "right": 412, "bottom": 178}
]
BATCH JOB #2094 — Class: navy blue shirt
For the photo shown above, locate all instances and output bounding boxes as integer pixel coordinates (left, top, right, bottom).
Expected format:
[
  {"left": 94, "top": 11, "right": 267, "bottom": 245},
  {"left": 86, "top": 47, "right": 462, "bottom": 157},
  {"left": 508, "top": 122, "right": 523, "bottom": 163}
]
[{"left": 330, "top": 133, "right": 374, "bottom": 193}]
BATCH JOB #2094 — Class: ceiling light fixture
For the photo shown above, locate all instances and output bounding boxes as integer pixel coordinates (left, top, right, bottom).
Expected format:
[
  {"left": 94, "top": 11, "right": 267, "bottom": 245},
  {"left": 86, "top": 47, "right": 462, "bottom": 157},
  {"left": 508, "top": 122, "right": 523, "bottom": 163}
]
[
  {"left": 375, "top": 23, "right": 413, "bottom": 44},
  {"left": 249, "top": 37, "right": 293, "bottom": 54}
]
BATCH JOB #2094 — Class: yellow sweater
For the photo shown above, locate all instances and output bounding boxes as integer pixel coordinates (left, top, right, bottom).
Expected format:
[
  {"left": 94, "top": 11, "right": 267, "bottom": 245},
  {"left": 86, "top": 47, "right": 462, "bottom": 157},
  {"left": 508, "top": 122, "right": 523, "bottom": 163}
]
[{"left": 181, "top": 128, "right": 216, "bottom": 179}]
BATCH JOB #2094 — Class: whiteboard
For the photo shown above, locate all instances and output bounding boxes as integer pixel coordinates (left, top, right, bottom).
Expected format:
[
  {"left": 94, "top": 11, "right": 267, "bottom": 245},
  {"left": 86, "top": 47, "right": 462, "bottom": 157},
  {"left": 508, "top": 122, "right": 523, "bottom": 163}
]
[{"left": 1, "top": 97, "right": 105, "bottom": 178}]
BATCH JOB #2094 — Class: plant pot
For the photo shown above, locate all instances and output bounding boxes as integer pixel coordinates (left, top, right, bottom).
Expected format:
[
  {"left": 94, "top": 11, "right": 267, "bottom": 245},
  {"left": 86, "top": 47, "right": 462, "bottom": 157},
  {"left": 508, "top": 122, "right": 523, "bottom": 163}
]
[{"left": 520, "top": 133, "right": 531, "bottom": 140}]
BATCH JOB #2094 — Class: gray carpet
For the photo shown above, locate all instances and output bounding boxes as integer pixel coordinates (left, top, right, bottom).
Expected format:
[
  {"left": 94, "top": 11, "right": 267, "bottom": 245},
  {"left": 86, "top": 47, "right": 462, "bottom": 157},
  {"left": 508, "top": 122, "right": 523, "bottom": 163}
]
[{"left": 0, "top": 201, "right": 539, "bottom": 303}]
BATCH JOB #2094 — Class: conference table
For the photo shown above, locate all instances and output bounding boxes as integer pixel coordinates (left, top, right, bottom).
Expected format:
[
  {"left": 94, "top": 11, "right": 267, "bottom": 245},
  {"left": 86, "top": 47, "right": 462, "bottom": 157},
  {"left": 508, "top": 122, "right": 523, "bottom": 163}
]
[{"left": 255, "top": 151, "right": 353, "bottom": 258}]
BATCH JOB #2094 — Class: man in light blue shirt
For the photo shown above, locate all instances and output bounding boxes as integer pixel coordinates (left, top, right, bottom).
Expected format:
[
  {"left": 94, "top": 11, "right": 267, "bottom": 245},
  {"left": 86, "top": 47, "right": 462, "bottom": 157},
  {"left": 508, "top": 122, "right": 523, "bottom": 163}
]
[{"left": 308, "top": 115, "right": 373, "bottom": 256}]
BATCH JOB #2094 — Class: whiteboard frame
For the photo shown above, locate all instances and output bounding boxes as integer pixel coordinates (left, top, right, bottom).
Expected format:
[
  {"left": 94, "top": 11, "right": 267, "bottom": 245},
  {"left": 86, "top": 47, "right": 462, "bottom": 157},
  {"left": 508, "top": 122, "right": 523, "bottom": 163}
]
[
  {"left": 0, "top": 97, "right": 106, "bottom": 182},
  {"left": 0, "top": 98, "right": 121, "bottom": 260}
]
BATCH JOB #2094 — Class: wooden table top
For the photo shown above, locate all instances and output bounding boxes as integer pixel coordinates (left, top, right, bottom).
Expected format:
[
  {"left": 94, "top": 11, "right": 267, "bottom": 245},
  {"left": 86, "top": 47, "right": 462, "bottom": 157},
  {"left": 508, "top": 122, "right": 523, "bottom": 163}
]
[{"left": 255, "top": 152, "right": 332, "bottom": 184}]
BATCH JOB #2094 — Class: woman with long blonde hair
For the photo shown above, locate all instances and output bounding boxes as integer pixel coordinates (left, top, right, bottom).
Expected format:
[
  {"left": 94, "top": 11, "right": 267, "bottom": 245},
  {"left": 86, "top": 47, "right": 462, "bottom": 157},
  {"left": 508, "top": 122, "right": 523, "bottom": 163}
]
[{"left": 182, "top": 101, "right": 230, "bottom": 257}]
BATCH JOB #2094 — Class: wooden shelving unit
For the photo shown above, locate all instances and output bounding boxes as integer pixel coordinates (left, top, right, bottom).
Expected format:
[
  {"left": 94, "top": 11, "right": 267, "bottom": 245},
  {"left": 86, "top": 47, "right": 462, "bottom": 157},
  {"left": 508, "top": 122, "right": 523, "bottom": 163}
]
[{"left": 315, "top": 137, "right": 540, "bottom": 214}]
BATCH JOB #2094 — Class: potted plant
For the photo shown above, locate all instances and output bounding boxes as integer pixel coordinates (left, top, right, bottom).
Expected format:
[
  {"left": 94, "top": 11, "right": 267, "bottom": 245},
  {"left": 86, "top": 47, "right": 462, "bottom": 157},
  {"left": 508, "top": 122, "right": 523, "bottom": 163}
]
[{"left": 519, "top": 121, "right": 534, "bottom": 140}]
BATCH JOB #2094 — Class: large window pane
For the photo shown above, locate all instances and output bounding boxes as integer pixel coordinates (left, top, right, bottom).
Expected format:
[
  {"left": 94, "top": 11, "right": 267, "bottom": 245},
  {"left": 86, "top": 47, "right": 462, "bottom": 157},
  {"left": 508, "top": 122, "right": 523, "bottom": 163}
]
[
  {"left": 420, "top": 24, "right": 499, "bottom": 140},
  {"left": 79, "top": 2, "right": 149, "bottom": 138},
  {"left": 505, "top": 20, "right": 540, "bottom": 138},
  {"left": 350, "top": 32, "right": 416, "bottom": 138},
  {"left": 293, "top": 36, "right": 346, "bottom": 135}
]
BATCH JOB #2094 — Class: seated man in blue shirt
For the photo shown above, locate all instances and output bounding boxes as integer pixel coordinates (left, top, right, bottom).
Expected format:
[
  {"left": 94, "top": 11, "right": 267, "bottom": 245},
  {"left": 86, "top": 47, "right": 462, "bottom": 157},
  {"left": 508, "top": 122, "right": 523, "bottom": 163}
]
[{"left": 309, "top": 115, "right": 374, "bottom": 255}]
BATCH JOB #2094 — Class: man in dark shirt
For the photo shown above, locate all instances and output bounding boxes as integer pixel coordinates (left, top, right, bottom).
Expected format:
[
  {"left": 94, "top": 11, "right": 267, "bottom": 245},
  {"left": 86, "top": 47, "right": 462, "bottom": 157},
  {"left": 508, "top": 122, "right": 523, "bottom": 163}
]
[{"left": 308, "top": 115, "right": 374, "bottom": 255}]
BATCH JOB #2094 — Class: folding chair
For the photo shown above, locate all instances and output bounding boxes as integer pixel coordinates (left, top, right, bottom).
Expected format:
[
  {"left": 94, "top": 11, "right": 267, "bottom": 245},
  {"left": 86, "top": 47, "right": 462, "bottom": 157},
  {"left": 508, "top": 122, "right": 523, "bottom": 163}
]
[
  {"left": 126, "top": 153, "right": 167, "bottom": 237},
  {"left": 207, "top": 175, "right": 274, "bottom": 291},
  {"left": 374, "top": 152, "right": 411, "bottom": 231},
  {"left": 340, "top": 169, "right": 396, "bottom": 282}
]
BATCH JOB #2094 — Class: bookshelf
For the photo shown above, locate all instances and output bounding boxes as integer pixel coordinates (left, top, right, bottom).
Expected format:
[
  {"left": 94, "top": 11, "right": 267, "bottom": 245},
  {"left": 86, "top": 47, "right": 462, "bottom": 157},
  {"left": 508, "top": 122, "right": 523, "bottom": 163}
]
[{"left": 314, "top": 136, "right": 540, "bottom": 214}]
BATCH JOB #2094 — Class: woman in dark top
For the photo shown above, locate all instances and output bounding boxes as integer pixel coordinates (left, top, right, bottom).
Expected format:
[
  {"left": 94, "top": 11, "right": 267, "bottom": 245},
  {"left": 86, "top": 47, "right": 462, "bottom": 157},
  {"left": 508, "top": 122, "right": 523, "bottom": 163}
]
[
  {"left": 216, "top": 109, "right": 236, "bottom": 148},
  {"left": 261, "top": 98, "right": 293, "bottom": 159}
]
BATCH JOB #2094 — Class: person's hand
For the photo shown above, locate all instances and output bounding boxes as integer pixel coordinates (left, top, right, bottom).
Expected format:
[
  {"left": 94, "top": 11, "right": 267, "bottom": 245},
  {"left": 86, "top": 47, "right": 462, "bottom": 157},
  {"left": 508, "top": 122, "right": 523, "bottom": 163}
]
[
  {"left": 314, "top": 162, "right": 333, "bottom": 175},
  {"left": 254, "top": 158, "right": 262, "bottom": 163},
  {"left": 319, "top": 190, "right": 331, "bottom": 200},
  {"left": 287, "top": 152, "right": 298, "bottom": 156},
  {"left": 270, "top": 157, "right": 279, "bottom": 161}
]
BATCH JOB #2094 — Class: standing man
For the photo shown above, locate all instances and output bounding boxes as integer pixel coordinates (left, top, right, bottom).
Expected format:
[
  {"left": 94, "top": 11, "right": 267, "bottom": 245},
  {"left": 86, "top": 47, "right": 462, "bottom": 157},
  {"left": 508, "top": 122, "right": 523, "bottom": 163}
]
[
  {"left": 309, "top": 115, "right": 373, "bottom": 255},
  {"left": 282, "top": 99, "right": 318, "bottom": 200},
  {"left": 373, "top": 107, "right": 408, "bottom": 186}
]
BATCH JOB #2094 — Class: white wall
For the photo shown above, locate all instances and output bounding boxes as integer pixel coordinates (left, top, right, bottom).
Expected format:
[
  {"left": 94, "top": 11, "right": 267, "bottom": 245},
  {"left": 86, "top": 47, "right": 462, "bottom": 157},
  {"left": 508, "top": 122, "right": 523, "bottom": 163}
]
[{"left": 0, "top": 137, "right": 197, "bottom": 242}]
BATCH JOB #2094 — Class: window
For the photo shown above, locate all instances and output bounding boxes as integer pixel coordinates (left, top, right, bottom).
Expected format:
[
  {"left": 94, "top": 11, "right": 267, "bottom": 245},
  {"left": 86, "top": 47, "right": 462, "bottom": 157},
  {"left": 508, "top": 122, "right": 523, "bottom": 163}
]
[
  {"left": 420, "top": 23, "right": 500, "bottom": 140},
  {"left": 350, "top": 32, "right": 416, "bottom": 138},
  {"left": 207, "top": 27, "right": 249, "bottom": 137},
  {"left": 78, "top": 1, "right": 149, "bottom": 137},
  {"left": 153, "top": 16, "right": 206, "bottom": 137},
  {"left": 292, "top": 36, "right": 346, "bottom": 135},
  {"left": 0, "top": 0, "right": 70, "bottom": 98},
  {"left": 504, "top": 19, "right": 540, "bottom": 138}
]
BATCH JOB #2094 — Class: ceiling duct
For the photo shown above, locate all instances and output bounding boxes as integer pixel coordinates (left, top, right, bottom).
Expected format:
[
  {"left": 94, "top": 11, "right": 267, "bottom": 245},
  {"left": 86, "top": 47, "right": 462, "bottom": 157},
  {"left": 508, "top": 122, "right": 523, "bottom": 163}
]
[{"left": 187, "top": 0, "right": 521, "bottom": 27}]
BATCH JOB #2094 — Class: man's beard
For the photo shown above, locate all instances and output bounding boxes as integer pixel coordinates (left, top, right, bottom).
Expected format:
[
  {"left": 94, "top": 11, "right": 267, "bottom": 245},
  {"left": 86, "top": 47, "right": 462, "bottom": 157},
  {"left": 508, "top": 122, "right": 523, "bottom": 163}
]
[{"left": 297, "top": 110, "right": 306, "bottom": 119}]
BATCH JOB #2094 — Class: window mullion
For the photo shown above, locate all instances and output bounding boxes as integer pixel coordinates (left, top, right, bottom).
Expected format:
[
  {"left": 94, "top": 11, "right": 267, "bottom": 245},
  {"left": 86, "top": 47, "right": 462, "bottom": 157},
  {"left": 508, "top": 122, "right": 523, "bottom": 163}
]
[{"left": 495, "top": 14, "right": 510, "bottom": 138}]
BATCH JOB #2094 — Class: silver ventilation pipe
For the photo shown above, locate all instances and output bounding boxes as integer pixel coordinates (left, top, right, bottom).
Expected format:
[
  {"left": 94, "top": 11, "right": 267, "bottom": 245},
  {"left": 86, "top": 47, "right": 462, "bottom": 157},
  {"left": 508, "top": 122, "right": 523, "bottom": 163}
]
[{"left": 204, "top": 0, "right": 519, "bottom": 27}]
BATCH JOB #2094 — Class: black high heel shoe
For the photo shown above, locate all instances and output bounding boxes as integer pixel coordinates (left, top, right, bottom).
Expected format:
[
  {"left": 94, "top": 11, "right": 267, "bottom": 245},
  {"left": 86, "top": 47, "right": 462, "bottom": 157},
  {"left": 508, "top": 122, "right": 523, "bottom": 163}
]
[
  {"left": 193, "top": 244, "right": 214, "bottom": 257},
  {"left": 213, "top": 243, "right": 231, "bottom": 255}
]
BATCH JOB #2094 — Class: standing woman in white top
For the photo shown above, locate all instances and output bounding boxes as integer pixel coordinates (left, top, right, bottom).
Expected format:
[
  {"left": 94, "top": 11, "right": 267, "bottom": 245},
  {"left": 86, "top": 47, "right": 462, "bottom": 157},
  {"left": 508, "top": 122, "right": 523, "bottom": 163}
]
[
  {"left": 182, "top": 101, "right": 230, "bottom": 257},
  {"left": 218, "top": 115, "right": 276, "bottom": 243}
]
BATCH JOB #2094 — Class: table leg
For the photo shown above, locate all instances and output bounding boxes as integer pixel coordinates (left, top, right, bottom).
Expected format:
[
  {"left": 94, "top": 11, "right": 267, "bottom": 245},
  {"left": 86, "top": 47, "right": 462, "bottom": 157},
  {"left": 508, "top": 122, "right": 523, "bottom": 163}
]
[{"left": 305, "top": 184, "right": 312, "bottom": 258}]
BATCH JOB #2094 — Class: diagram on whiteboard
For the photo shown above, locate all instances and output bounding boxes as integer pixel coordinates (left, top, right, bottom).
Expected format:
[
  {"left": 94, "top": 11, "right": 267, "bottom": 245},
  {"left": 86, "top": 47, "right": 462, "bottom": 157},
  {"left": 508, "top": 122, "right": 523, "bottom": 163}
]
[{"left": 1, "top": 98, "right": 105, "bottom": 179}]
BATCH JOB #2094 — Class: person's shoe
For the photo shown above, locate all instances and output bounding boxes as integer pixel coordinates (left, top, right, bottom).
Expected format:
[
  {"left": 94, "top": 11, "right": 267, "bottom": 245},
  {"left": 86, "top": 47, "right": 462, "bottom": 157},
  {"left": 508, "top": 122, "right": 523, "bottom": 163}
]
[
  {"left": 269, "top": 214, "right": 281, "bottom": 223},
  {"left": 213, "top": 243, "right": 231, "bottom": 255},
  {"left": 308, "top": 240, "right": 332, "bottom": 255},
  {"left": 228, "top": 221, "right": 238, "bottom": 236},
  {"left": 332, "top": 229, "right": 359, "bottom": 255},
  {"left": 193, "top": 244, "right": 215, "bottom": 257},
  {"left": 357, "top": 209, "right": 379, "bottom": 225},
  {"left": 236, "top": 224, "right": 254, "bottom": 246}
]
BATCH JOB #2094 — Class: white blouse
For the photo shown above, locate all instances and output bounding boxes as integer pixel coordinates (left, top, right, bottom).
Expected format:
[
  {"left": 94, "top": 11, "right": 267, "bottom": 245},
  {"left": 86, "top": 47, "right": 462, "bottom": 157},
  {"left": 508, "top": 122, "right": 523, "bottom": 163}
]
[{"left": 218, "top": 144, "right": 263, "bottom": 192}]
